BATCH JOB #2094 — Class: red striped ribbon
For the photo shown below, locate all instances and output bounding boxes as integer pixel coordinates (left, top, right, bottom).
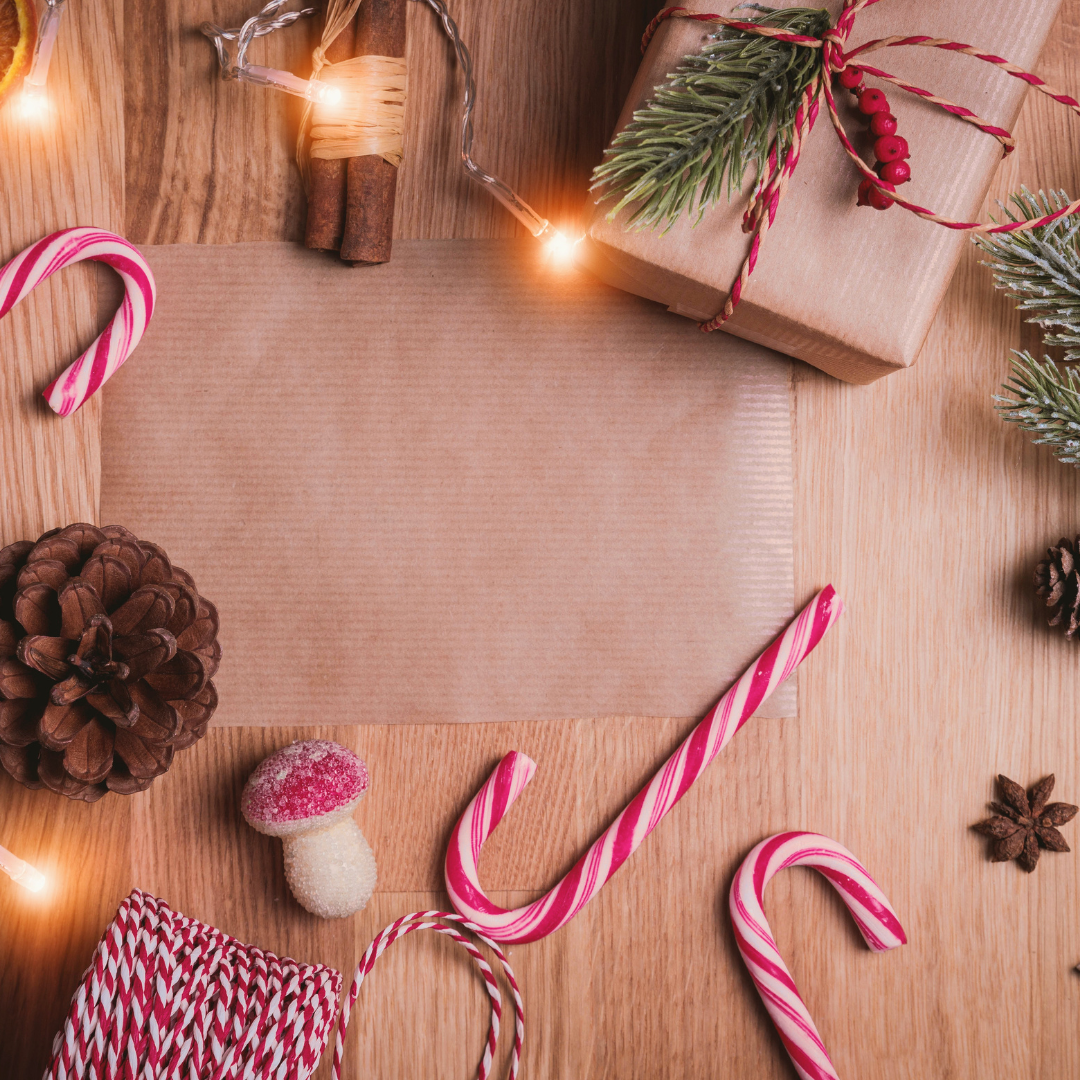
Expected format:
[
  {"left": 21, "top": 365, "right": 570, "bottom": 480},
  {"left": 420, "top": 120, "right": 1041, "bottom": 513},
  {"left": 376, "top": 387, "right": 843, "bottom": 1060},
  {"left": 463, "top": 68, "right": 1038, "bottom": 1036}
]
[{"left": 636, "top": 0, "right": 1080, "bottom": 330}]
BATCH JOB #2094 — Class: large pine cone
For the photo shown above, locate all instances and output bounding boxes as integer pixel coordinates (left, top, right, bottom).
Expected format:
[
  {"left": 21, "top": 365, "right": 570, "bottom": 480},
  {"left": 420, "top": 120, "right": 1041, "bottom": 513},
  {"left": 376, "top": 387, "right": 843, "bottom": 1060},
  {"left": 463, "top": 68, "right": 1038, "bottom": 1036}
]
[
  {"left": 1034, "top": 535, "right": 1080, "bottom": 638},
  {"left": 0, "top": 524, "right": 220, "bottom": 801}
]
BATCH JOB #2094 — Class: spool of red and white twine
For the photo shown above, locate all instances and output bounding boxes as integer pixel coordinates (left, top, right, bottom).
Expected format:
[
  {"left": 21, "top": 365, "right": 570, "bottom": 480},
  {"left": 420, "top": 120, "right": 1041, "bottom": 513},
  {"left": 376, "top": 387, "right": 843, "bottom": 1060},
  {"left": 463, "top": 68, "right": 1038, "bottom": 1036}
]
[
  {"left": 44, "top": 891, "right": 341, "bottom": 1080},
  {"left": 45, "top": 891, "right": 524, "bottom": 1080},
  {"left": 729, "top": 832, "right": 906, "bottom": 1080},
  {"left": 446, "top": 586, "right": 842, "bottom": 943},
  {"left": 0, "top": 227, "right": 156, "bottom": 416}
]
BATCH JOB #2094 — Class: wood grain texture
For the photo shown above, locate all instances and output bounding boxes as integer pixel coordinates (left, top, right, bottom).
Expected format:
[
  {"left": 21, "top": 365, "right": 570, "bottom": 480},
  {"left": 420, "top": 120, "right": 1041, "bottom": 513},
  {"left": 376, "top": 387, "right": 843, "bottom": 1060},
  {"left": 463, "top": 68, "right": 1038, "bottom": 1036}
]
[
  {"left": 0, "top": 0, "right": 123, "bottom": 545},
  {"left": 0, "top": 774, "right": 131, "bottom": 1080},
  {"left": 3, "top": 0, "right": 1080, "bottom": 1077}
]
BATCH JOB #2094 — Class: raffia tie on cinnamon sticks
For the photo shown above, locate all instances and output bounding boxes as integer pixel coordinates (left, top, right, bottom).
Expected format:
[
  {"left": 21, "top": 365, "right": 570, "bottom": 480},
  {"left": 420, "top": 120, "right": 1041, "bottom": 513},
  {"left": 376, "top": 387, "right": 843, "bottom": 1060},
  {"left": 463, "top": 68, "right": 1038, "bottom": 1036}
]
[
  {"left": 310, "top": 55, "right": 407, "bottom": 166},
  {"left": 300, "top": 0, "right": 407, "bottom": 263}
]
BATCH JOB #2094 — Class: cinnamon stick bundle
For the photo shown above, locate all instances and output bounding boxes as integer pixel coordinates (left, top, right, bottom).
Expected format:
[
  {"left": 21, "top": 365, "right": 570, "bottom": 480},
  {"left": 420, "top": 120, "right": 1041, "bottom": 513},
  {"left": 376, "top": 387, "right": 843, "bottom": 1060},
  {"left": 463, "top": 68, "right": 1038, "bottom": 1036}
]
[
  {"left": 305, "top": 9, "right": 358, "bottom": 251},
  {"left": 340, "top": 0, "right": 406, "bottom": 265}
]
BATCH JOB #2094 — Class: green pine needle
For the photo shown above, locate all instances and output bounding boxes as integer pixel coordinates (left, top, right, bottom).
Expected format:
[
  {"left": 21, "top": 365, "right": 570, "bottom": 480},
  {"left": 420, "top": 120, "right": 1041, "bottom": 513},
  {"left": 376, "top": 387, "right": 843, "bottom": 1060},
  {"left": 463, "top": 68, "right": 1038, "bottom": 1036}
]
[
  {"left": 977, "top": 188, "right": 1080, "bottom": 467},
  {"left": 994, "top": 353, "right": 1080, "bottom": 466},
  {"left": 590, "top": 5, "right": 830, "bottom": 232},
  {"left": 975, "top": 188, "right": 1080, "bottom": 359}
]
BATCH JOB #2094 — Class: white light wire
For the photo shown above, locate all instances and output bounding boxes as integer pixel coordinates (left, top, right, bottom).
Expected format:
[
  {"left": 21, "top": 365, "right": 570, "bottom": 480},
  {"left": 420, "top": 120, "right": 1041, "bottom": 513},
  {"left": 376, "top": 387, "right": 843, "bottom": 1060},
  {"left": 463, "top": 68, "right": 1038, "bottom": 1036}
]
[
  {"left": 202, "top": 0, "right": 555, "bottom": 237},
  {"left": 201, "top": 2, "right": 341, "bottom": 105}
]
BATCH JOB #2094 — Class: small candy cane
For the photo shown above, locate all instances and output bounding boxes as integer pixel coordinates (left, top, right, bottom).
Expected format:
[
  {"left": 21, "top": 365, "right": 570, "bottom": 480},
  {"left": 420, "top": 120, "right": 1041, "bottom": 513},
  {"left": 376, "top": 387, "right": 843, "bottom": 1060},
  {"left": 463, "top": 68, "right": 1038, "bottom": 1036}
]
[
  {"left": 446, "top": 586, "right": 843, "bottom": 943},
  {"left": 729, "top": 832, "right": 907, "bottom": 1080},
  {"left": 0, "top": 227, "right": 156, "bottom": 416},
  {"left": 330, "top": 911, "right": 524, "bottom": 1080}
]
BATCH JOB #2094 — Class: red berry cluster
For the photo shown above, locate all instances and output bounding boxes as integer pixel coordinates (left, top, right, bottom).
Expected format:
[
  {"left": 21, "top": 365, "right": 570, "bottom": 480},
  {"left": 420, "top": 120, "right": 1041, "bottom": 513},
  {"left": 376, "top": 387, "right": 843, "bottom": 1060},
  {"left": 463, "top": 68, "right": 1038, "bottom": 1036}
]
[{"left": 837, "top": 66, "right": 910, "bottom": 210}]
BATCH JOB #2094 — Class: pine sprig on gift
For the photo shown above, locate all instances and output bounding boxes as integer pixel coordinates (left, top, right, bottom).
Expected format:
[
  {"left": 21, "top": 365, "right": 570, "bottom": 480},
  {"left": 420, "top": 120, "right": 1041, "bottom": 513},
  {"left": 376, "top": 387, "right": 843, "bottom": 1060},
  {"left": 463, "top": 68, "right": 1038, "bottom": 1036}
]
[
  {"left": 589, "top": 5, "right": 830, "bottom": 232},
  {"left": 976, "top": 189, "right": 1080, "bottom": 467}
]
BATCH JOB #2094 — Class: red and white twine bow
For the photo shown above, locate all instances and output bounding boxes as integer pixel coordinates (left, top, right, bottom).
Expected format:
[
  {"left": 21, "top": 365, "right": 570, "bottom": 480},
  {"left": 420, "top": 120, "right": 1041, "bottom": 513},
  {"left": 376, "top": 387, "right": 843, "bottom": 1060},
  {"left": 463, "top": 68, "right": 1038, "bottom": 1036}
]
[{"left": 641, "top": 0, "right": 1080, "bottom": 330}]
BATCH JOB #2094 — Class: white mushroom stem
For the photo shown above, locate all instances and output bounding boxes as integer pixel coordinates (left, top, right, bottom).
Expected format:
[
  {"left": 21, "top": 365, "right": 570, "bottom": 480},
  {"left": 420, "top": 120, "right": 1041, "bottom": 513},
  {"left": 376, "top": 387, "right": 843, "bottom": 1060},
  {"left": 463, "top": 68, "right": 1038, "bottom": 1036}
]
[{"left": 282, "top": 816, "right": 377, "bottom": 920}]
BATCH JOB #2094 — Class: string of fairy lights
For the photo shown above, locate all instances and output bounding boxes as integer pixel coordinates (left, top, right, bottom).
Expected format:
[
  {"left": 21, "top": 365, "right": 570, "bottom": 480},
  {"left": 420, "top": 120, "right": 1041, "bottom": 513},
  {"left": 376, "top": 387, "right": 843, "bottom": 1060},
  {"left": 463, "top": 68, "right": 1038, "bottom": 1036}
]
[
  {"left": 15, "top": 0, "right": 577, "bottom": 257},
  {"left": 200, "top": 0, "right": 577, "bottom": 254}
]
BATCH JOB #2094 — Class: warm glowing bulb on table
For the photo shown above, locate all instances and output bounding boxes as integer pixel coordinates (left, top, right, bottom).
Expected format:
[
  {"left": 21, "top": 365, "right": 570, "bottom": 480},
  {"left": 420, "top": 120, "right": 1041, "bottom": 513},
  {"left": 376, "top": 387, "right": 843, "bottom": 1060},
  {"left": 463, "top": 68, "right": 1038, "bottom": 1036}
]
[
  {"left": 18, "top": 84, "right": 50, "bottom": 121},
  {"left": 240, "top": 64, "right": 343, "bottom": 106},
  {"left": 18, "top": 0, "right": 65, "bottom": 123},
  {"left": 544, "top": 229, "right": 582, "bottom": 266},
  {"left": 0, "top": 842, "right": 46, "bottom": 893}
]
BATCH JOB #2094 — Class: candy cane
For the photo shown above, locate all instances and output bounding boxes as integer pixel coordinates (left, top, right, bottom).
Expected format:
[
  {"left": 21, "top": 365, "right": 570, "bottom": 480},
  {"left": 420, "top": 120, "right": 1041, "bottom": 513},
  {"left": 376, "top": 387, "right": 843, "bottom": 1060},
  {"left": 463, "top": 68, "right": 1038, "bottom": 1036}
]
[
  {"left": 0, "top": 227, "right": 156, "bottom": 416},
  {"left": 729, "top": 831, "right": 907, "bottom": 1080},
  {"left": 446, "top": 585, "right": 843, "bottom": 943}
]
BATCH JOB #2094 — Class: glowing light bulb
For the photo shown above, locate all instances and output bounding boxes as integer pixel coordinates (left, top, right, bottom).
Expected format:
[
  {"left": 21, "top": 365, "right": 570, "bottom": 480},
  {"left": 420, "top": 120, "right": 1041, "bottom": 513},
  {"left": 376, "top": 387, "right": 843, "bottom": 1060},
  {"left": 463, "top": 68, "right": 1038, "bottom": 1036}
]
[
  {"left": 0, "top": 843, "right": 47, "bottom": 893},
  {"left": 18, "top": 85, "right": 50, "bottom": 121},
  {"left": 240, "top": 65, "right": 343, "bottom": 106},
  {"left": 19, "top": 0, "right": 65, "bottom": 122},
  {"left": 543, "top": 229, "right": 584, "bottom": 267}
]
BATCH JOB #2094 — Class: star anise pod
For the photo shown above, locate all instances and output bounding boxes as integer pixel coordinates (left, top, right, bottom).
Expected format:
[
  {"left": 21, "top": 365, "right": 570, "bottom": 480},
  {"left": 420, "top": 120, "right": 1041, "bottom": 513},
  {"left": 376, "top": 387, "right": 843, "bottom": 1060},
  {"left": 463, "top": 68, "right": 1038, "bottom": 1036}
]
[{"left": 973, "top": 774, "right": 1078, "bottom": 872}]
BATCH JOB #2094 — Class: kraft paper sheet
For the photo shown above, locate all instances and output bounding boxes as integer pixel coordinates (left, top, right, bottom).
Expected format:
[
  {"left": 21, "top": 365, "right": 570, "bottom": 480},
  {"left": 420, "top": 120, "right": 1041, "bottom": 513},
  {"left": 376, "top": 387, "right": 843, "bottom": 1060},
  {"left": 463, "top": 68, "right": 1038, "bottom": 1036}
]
[{"left": 99, "top": 241, "right": 796, "bottom": 724}]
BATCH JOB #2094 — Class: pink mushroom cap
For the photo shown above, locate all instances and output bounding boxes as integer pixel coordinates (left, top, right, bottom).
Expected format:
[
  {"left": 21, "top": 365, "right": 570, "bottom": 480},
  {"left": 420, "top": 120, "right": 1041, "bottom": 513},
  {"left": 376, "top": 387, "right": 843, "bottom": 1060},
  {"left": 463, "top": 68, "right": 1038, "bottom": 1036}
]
[{"left": 241, "top": 740, "right": 370, "bottom": 838}]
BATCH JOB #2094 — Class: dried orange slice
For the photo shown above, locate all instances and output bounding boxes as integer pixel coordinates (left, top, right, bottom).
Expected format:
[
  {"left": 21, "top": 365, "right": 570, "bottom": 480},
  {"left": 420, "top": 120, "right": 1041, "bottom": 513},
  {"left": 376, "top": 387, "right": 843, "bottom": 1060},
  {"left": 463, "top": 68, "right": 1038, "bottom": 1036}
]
[{"left": 0, "top": 0, "right": 37, "bottom": 108}]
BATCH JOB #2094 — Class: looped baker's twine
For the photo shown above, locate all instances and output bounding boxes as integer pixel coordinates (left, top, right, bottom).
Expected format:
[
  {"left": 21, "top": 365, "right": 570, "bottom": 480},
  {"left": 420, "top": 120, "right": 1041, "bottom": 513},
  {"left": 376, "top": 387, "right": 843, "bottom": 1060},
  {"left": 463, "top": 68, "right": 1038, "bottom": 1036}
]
[
  {"left": 43, "top": 893, "right": 522, "bottom": 1080},
  {"left": 330, "top": 911, "right": 525, "bottom": 1080},
  {"left": 638, "top": 0, "right": 1080, "bottom": 331},
  {"left": 296, "top": 0, "right": 408, "bottom": 188}
]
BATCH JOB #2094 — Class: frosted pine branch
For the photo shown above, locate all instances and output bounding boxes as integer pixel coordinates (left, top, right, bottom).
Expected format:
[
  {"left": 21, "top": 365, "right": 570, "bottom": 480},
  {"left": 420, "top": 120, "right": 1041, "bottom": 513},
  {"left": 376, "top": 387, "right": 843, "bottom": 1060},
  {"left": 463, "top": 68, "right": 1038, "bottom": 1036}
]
[
  {"left": 978, "top": 189, "right": 1080, "bottom": 466},
  {"left": 976, "top": 188, "right": 1080, "bottom": 360},
  {"left": 995, "top": 353, "right": 1080, "bottom": 466}
]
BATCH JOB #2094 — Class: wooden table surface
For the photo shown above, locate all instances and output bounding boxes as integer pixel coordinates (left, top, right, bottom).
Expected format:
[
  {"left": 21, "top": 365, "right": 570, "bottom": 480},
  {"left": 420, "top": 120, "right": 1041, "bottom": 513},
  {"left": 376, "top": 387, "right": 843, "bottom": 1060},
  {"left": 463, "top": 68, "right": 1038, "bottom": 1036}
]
[{"left": 2, "top": 1, "right": 1080, "bottom": 1077}]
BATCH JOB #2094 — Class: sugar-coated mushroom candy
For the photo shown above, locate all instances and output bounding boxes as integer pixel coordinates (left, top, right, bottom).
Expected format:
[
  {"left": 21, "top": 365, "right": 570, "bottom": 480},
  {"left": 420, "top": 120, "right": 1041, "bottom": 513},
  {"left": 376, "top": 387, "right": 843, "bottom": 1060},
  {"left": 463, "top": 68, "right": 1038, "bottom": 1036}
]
[{"left": 241, "top": 740, "right": 377, "bottom": 919}]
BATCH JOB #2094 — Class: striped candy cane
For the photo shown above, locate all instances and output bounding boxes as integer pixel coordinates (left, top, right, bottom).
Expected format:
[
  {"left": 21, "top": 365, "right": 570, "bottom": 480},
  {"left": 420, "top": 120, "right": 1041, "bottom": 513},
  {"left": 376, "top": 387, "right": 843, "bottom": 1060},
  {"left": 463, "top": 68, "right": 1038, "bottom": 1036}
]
[
  {"left": 446, "top": 585, "right": 843, "bottom": 943},
  {"left": 729, "top": 832, "right": 907, "bottom": 1080},
  {"left": 330, "top": 912, "right": 524, "bottom": 1080},
  {"left": 0, "top": 227, "right": 156, "bottom": 416}
]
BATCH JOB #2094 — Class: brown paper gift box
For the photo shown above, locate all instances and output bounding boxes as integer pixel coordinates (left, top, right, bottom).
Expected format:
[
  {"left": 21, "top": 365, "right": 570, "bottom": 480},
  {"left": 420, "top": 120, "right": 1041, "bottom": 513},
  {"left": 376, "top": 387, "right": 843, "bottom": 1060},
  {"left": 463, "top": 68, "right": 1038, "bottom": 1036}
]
[{"left": 579, "top": 0, "right": 1063, "bottom": 383}]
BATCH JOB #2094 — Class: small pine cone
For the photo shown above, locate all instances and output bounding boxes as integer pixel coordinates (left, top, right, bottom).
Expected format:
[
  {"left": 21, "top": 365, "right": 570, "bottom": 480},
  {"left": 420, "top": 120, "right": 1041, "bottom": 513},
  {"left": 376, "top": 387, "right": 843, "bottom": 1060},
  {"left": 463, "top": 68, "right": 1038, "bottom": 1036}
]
[
  {"left": 1034, "top": 536, "right": 1080, "bottom": 638},
  {"left": 0, "top": 524, "right": 220, "bottom": 801}
]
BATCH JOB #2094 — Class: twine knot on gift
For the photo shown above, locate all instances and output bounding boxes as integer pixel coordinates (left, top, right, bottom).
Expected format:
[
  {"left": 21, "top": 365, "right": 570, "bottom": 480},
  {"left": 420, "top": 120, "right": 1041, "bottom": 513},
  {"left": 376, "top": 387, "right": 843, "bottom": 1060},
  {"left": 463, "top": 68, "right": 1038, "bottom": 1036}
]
[
  {"left": 625, "top": 0, "right": 1080, "bottom": 331},
  {"left": 297, "top": 0, "right": 408, "bottom": 186},
  {"left": 44, "top": 890, "right": 524, "bottom": 1080}
]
